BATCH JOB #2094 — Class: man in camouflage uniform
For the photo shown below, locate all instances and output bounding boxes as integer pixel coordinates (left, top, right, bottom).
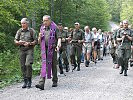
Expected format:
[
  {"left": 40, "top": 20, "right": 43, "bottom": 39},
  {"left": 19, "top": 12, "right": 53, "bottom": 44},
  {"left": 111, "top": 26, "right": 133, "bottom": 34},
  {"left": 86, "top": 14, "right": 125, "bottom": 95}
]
[
  {"left": 14, "top": 18, "right": 37, "bottom": 88},
  {"left": 35, "top": 15, "right": 61, "bottom": 90},
  {"left": 117, "top": 20, "right": 133, "bottom": 76},
  {"left": 111, "top": 22, "right": 123, "bottom": 69},
  {"left": 57, "top": 23, "right": 70, "bottom": 74},
  {"left": 70, "top": 22, "right": 84, "bottom": 71}
]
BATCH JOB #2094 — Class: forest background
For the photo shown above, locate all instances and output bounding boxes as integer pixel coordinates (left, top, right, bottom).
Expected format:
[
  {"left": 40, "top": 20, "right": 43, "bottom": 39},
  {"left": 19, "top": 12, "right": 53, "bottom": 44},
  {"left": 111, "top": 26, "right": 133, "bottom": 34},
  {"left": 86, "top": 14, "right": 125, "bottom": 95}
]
[{"left": 0, "top": 0, "right": 132, "bottom": 88}]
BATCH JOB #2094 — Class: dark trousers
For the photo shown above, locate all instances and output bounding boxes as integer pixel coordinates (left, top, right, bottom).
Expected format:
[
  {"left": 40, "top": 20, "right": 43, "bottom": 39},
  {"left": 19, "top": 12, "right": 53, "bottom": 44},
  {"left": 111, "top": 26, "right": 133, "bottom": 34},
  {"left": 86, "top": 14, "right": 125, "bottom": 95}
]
[
  {"left": 70, "top": 45, "right": 82, "bottom": 65},
  {"left": 39, "top": 50, "right": 58, "bottom": 85},
  {"left": 19, "top": 49, "right": 33, "bottom": 78}
]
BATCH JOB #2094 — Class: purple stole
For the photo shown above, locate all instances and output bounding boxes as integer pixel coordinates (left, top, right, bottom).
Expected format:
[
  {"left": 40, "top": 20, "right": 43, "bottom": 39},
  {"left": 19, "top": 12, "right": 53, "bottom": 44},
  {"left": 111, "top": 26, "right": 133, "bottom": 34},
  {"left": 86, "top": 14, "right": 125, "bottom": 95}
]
[{"left": 40, "top": 21, "right": 57, "bottom": 79}]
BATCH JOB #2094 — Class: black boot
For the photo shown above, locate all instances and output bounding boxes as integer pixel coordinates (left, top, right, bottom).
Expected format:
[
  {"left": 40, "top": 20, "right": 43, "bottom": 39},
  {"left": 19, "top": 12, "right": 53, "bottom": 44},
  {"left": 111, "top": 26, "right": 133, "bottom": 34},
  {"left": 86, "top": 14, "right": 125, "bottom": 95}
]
[
  {"left": 85, "top": 61, "right": 88, "bottom": 67},
  {"left": 52, "top": 82, "right": 57, "bottom": 87},
  {"left": 85, "top": 61, "right": 90, "bottom": 67},
  {"left": 124, "top": 69, "right": 127, "bottom": 76},
  {"left": 77, "top": 63, "right": 80, "bottom": 71},
  {"left": 27, "top": 77, "right": 32, "bottom": 88},
  {"left": 66, "top": 65, "right": 69, "bottom": 72},
  {"left": 22, "top": 78, "right": 27, "bottom": 88},
  {"left": 35, "top": 78, "right": 45, "bottom": 90},
  {"left": 59, "top": 66, "right": 64, "bottom": 74},
  {"left": 72, "top": 63, "right": 77, "bottom": 71},
  {"left": 35, "top": 84, "right": 44, "bottom": 90}
]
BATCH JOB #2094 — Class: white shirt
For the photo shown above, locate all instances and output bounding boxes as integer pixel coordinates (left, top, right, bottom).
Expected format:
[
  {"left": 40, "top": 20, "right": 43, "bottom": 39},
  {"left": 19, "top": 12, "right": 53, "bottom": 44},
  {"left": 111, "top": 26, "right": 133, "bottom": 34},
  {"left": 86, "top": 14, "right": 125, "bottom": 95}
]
[{"left": 93, "top": 32, "right": 99, "bottom": 41}]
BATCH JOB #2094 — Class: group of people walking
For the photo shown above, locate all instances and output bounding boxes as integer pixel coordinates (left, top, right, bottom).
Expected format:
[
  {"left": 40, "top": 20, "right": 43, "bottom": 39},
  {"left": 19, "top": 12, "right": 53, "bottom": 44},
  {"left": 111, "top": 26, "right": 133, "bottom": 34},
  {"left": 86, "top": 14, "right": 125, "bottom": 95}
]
[{"left": 14, "top": 15, "right": 133, "bottom": 90}]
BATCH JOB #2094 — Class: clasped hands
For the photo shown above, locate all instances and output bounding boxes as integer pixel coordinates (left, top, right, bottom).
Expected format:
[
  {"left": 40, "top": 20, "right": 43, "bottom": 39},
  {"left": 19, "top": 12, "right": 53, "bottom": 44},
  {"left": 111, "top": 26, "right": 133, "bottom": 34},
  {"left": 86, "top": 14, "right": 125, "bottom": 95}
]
[{"left": 19, "top": 40, "right": 31, "bottom": 47}]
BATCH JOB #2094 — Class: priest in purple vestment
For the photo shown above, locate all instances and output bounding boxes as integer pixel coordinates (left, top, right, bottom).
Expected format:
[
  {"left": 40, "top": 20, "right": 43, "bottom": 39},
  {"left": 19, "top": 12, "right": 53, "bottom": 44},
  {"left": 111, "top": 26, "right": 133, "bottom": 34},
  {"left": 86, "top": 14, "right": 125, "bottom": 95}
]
[{"left": 35, "top": 15, "right": 61, "bottom": 90}]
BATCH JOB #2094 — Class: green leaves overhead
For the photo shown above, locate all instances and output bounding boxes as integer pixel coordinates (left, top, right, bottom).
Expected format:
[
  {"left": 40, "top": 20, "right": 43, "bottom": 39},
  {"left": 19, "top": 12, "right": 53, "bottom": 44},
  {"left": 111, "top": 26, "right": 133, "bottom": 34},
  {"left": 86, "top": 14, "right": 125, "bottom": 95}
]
[{"left": 120, "top": 0, "right": 133, "bottom": 25}]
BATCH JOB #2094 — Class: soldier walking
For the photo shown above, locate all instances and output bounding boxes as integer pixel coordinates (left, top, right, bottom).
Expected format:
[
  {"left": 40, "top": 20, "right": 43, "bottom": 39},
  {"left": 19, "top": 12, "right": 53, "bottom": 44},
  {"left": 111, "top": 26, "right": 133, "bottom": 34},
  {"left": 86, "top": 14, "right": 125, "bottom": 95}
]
[
  {"left": 57, "top": 23, "right": 70, "bottom": 74},
  {"left": 14, "top": 18, "right": 37, "bottom": 88},
  {"left": 70, "top": 22, "right": 84, "bottom": 71},
  {"left": 117, "top": 20, "right": 133, "bottom": 76},
  {"left": 111, "top": 22, "right": 123, "bottom": 69}
]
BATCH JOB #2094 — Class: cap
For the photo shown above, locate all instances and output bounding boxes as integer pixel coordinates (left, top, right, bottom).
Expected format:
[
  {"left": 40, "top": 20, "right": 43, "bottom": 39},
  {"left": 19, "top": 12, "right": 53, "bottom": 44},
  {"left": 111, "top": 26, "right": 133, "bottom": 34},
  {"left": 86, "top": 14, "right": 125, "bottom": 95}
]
[
  {"left": 75, "top": 22, "right": 80, "bottom": 25},
  {"left": 58, "top": 23, "right": 62, "bottom": 25},
  {"left": 64, "top": 27, "right": 68, "bottom": 30}
]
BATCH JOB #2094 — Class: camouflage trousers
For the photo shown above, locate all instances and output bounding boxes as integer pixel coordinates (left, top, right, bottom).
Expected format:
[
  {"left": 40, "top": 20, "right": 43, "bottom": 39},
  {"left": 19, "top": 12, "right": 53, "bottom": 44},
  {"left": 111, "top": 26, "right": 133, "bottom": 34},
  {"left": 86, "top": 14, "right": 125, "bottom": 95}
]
[
  {"left": 110, "top": 47, "right": 118, "bottom": 64},
  {"left": 118, "top": 48, "right": 131, "bottom": 70},
  {"left": 70, "top": 44, "right": 82, "bottom": 64},
  {"left": 59, "top": 46, "right": 69, "bottom": 66},
  {"left": 19, "top": 49, "right": 34, "bottom": 78}
]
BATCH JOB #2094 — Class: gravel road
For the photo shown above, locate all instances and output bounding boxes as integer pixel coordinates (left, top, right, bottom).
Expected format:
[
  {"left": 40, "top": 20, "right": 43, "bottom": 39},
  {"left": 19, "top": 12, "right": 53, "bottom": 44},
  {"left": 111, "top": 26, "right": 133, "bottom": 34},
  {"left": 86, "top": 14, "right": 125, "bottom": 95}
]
[{"left": 1, "top": 56, "right": 133, "bottom": 100}]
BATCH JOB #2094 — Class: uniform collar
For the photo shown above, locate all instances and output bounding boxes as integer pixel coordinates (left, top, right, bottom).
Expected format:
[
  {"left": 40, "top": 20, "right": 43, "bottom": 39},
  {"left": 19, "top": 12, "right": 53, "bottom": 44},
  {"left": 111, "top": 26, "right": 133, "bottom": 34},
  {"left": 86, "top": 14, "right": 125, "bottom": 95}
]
[{"left": 21, "top": 27, "right": 30, "bottom": 32}]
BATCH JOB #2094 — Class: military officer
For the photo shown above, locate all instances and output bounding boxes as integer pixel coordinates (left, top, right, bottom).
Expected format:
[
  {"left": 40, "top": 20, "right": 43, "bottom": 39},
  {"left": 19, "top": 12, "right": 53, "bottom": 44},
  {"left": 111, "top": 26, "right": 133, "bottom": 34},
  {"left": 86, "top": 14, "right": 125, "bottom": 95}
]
[
  {"left": 14, "top": 18, "right": 37, "bottom": 88},
  {"left": 117, "top": 20, "right": 133, "bottom": 76},
  {"left": 70, "top": 22, "right": 84, "bottom": 71},
  {"left": 111, "top": 22, "right": 123, "bottom": 69},
  {"left": 57, "top": 23, "right": 70, "bottom": 74}
]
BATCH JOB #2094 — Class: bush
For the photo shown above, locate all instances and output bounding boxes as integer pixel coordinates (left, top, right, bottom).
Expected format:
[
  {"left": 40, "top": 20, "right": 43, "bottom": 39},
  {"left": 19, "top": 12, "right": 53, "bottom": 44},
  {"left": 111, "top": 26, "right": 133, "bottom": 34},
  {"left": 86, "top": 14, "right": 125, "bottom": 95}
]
[{"left": 0, "top": 45, "right": 41, "bottom": 89}]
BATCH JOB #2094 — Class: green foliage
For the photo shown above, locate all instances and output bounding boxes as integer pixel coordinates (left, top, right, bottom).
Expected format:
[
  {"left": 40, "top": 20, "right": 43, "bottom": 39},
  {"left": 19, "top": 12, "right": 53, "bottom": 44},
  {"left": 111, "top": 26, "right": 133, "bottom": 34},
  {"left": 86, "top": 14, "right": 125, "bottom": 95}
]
[
  {"left": 107, "top": 0, "right": 133, "bottom": 25},
  {"left": 106, "top": 0, "right": 122, "bottom": 22},
  {"left": 0, "top": 46, "right": 41, "bottom": 89},
  {"left": 53, "top": 0, "right": 110, "bottom": 31},
  {"left": 0, "top": 50, "right": 21, "bottom": 88},
  {"left": 0, "top": 0, "right": 112, "bottom": 88},
  {"left": 120, "top": 0, "right": 133, "bottom": 25}
]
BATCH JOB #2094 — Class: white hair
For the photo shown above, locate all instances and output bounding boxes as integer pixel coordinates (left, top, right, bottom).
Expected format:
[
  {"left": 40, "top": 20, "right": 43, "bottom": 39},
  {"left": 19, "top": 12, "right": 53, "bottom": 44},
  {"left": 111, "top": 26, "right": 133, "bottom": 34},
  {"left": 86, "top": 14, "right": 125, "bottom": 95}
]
[
  {"left": 84, "top": 26, "right": 89, "bottom": 30},
  {"left": 21, "top": 18, "right": 29, "bottom": 24},
  {"left": 123, "top": 20, "right": 129, "bottom": 24},
  {"left": 43, "top": 15, "right": 51, "bottom": 21},
  {"left": 92, "top": 27, "right": 97, "bottom": 31}
]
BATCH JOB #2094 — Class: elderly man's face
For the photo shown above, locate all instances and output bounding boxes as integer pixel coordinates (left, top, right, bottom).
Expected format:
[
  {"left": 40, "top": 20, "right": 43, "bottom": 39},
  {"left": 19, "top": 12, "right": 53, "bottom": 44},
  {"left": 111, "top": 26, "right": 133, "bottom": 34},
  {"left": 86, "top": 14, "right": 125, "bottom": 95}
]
[
  {"left": 75, "top": 24, "right": 80, "bottom": 30},
  {"left": 93, "top": 29, "right": 97, "bottom": 33},
  {"left": 123, "top": 22, "right": 128, "bottom": 29},
  {"left": 85, "top": 28, "right": 90, "bottom": 33},
  {"left": 21, "top": 22, "right": 28, "bottom": 29},
  {"left": 43, "top": 17, "right": 51, "bottom": 27}
]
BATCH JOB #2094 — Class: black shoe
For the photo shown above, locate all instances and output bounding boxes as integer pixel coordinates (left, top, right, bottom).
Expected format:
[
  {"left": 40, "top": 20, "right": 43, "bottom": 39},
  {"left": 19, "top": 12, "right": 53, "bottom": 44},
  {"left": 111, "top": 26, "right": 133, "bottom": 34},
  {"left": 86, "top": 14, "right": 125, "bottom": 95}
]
[
  {"left": 86, "top": 61, "right": 90, "bottom": 67},
  {"left": 60, "top": 71, "right": 64, "bottom": 74},
  {"left": 22, "top": 78, "right": 27, "bottom": 88},
  {"left": 66, "top": 65, "right": 69, "bottom": 72},
  {"left": 35, "top": 84, "right": 44, "bottom": 90},
  {"left": 85, "top": 61, "right": 88, "bottom": 67},
  {"left": 52, "top": 82, "right": 57, "bottom": 87},
  {"left": 27, "top": 77, "right": 32, "bottom": 88},
  {"left": 59, "top": 65, "right": 64, "bottom": 74},
  {"left": 124, "top": 70, "right": 127, "bottom": 76},
  {"left": 94, "top": 61, "right": 97, "bottom": 64},
  {"left": 77, "top": 64, "right": 80, "bottom": 71},
  {"left": 72, "top": 64, "right": 77, "bottom": 71}
]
